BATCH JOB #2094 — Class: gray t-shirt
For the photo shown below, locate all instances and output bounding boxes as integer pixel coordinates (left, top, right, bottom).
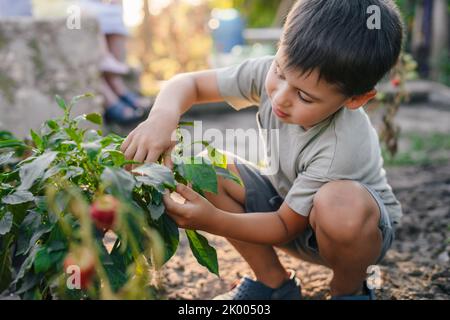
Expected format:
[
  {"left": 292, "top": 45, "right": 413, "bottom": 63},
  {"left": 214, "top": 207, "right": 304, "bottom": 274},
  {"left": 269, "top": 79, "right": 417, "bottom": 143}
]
[{"left": 216, "top": 56, "right": 402, "bottom": 225}]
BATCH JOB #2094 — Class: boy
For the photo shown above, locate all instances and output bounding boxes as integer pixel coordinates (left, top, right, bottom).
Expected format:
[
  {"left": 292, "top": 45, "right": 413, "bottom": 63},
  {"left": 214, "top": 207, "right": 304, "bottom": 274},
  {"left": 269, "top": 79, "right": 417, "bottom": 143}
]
[{"left": 121, "top": 0, "right": 403, "bottom": 300}]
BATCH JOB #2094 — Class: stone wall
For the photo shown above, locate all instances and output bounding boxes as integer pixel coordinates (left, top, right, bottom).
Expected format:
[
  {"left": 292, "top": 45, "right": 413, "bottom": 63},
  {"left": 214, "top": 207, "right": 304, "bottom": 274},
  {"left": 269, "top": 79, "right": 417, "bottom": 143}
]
[{"left": 0, "top": 16, "right": 103, "bottom": 138}]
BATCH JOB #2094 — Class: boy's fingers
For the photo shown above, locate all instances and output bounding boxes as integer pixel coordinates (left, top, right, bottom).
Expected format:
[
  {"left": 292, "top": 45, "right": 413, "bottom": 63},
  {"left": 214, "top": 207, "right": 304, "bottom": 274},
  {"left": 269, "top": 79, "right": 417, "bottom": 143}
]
[
  {"left": 163, "top": 142, "right": 177, "bottom": 169},
  {"left": 175, "top": 183, "right": 198, "bottom": 202},
  {"left": 145, "top": 150, "right": 160, "bottom": 164},
  {"left": 132, "top": 148, "right": 147, "bottom": 170},
  {"left": 123, "top": 144, "right": 138, "bottom": 171},
  {"left": 124, "top": 143, "right": 137, "bottom": 161},
  {"left": 163, "top": 191, "right": 182, "bottom": 214},
  {"left": 120, "top": 132, "right": 134, "bottom": 153},
  {"left": 163, "top": 151, "right": 173, "bottom": 170}
]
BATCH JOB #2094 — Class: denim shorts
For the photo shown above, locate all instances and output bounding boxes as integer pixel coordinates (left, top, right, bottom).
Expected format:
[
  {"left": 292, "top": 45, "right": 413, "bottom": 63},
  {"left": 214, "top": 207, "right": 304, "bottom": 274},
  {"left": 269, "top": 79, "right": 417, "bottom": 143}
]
[{"left": 233, "top": 158, "right": 395, "bottom": 266}]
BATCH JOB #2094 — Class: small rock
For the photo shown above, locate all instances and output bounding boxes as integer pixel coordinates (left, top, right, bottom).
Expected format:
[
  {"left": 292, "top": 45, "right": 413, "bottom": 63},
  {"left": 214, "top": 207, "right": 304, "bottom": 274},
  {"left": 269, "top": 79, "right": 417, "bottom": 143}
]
[
  {"left": 437, "top": 251, "right": 449, "bottom": 265},
  {"left": 408, "top": 269, "right": 423, "bottom": 277},
  {"left": 196, "top": 279, "right": 207, "bottom": 289},
  {"left": 174, "top": 263, "right": 185, "bottom": 272}
]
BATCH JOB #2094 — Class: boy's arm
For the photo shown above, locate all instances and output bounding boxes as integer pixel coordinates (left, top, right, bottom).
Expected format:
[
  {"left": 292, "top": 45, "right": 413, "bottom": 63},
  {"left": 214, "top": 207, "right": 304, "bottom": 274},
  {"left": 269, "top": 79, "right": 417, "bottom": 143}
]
[
  {"left": 167, "top": 70, "right": 226, "bottom": 114},
  {"left": 164, "top": 184, "right": 309, "bottom": 246},
  {"left": 121, "top": 71, "right": 224, "bottom": 164},
  {"left": 211, "top": 202, "right": 309, "bottom": 246}
]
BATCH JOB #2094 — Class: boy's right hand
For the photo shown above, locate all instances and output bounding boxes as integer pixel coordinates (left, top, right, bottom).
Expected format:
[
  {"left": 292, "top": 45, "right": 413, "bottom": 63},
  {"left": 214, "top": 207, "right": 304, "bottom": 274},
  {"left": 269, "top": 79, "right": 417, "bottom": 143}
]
[
  {"left": 120, "top": 111, "right": 179, "bottom": 169},
  {"left": 120, "top": 70, "right": 222, "bottom": 169}
]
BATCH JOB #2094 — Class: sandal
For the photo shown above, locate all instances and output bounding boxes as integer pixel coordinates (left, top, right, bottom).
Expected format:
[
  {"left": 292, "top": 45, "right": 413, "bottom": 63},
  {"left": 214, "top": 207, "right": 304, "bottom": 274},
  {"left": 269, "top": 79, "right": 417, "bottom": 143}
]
[
  {"left": 213, "top": 270, "right": 302, "bottom": 300},
  {"left": 104, "top": 100, "right": 146, "bottom": 125},
  {"left": 119, "top": 91, "right": 153, "bottom": 114}
]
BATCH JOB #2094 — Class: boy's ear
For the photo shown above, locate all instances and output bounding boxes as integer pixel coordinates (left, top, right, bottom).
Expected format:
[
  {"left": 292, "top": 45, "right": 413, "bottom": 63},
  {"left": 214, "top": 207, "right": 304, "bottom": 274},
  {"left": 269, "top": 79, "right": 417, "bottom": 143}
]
[{"left": 344, "top": 89, "right": 377, "bottom": 110}]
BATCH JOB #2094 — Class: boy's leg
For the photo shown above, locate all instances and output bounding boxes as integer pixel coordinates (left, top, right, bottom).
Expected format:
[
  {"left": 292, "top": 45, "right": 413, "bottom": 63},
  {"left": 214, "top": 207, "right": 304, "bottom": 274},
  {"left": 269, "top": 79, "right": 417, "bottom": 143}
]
[
  {"left": 204, "top": 163, "right": 290, "bottom": 289},
  {"left": 309, "top": 180, "right": 383, "bottom": 296}
]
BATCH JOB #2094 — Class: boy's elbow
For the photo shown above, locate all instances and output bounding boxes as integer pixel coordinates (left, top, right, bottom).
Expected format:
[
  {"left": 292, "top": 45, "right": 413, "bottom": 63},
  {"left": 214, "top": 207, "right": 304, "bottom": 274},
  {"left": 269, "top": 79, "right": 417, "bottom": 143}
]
[
  {"left": 166, "top": 73, "right": 198, "bottom": 99},
  {"left": 272, "top": 232, "right": 296, "bottom": 247},
  {"left": 170, "top": 73, "right": 194, "bottom": 86},
  {"left": 266, "top": 231, "right": 292, "bottom": 247}
]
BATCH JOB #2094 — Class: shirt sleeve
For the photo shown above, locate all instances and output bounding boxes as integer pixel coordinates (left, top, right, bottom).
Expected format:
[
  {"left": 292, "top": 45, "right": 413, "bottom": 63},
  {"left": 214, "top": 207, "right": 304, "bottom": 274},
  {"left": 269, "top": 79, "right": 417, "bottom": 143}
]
[
  {"left": 215, "top": 56, "right": 274, "bottom": 111},
  {"left": 284, "top": 170, "right": 331, "bottom": 217}
]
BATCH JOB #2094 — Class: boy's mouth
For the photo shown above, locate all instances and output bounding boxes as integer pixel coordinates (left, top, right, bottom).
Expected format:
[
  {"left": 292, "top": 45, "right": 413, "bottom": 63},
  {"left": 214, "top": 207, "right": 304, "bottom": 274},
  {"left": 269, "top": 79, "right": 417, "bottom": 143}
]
[{"left": 272, "top": 104, "right": 289, "bottom": 118}]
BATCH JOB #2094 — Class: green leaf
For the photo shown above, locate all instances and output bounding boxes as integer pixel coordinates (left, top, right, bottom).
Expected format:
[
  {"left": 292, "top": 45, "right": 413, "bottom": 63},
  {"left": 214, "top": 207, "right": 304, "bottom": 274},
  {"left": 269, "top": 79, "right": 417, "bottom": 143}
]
[
  {"left": 106, "top": 246, "right": 131, "bottom": 292},
  {"left": 0, "top": 131, "right": 15, "bottom": 141},
  {"left": 101, "top": 150, "right": 126, "bottom": 167},
  {"left": 18, "top": 151, "right": 58, "bottom": 191},
  {"left": 156, "top": 215, "right": 179, "bottom": 263},
  {"left": 177, "top": 158, "right": 218, "bottom": 194},
  {"left": 16, "top": 211, "right": 52, "bottom": 256},
  {"left": 65, "top": 128, "right": 82, "bottom": 144},
  {"left": 69, "top": 93, "right": 94, "bottom": 108},
  {"left": 85, "top": 113, "right": 103, "bottom": 125},
  {"left": 14, "top": 273, "right": 40, "bottom": 296},
  {"left": 34, "top": 245, "right": 65, "bottom": 273},
  {"left": 2, "top": 190, "right": 34, "bottom": 205},
  {"left": 12, "top": 244, "right": 39, "bottom": 286},
  {"left": 0, "top": 139, "right": 26, "bottom": 150},
  {"left": 207, "top": 146, "right": 227, "bottom": 169},
  {"left": 214, "top": 167, "right": 243, "bottom": 186},
  {"left": 33, "top": 246, "right": 51, "bottom": 273},
  {"left": 198, "top": 142, "right": 227, "bottom": 169},
  {"left": 46, "top": 120, "right": 59, "bottom": 131},
  {"left": 148, "top": 202, "right": 165, "bottom": 221},
  {"left": 82, "top": 141, "right": 101, "bottom": 161},
  {"left": 30, "top": 129, "right": 43, "bottom": 150},
  {"left": 55, "top": 95, "right": 67, "bottom": 111},
  {"left": 133, "top": 163, "right": 176, "bottom": 191},
  {"left": 0, "top": 212, "right": 13, "bottom": 235},
  {"left": 46, "top": 224, "right": 68, "bottom": 251},
  {"left": 109, "top": 238, "right": 133, "bottom": 269},
  {"left": 42, "top": 165, "right": 62, "bottom": 181},
  {"left": 73, "top": 114, "right": 86, "bottom": 124},
  {"left": 185, "top": 230, "right": 218, "bottom": 276},
  {"left": 46, "top": 131, "right": 69, "bottom": 148},
  {"left": 103, "top": 259, "right": 129, "bottom": 292},
  {"left": 101, "top": 167, "right": 136, "bottom": 197},
  {"left": 0, "top": 234, "right": 14, "bottom": 292},
  {"left": 63, "top": 166, "right": 84, "bottom": 180},
  {"left": 84, "top": 129, "right": 102, "bottom": 142},
  {"left": 100, "top": 134, "right": 124, "bottom": 148}
]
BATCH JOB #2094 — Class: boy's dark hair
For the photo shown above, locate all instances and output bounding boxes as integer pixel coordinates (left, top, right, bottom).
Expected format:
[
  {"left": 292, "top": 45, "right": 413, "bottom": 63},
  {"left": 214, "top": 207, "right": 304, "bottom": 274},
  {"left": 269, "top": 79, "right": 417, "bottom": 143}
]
[{"left": 282, "top": 0, "right": 403, "bottom": 96}]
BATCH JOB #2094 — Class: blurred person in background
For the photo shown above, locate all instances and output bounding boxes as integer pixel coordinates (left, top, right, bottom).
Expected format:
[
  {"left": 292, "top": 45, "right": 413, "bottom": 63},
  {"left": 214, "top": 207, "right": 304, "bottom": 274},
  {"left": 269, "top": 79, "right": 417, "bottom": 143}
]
[
  {"left": 1, "top": 0, "right": 152, "bottom": 125},
  {"left": 81, "top": 0, "right": 152, "bottom": 125},
  {"left": 0, "top": 0, "right": 33, "bottom": 17}
]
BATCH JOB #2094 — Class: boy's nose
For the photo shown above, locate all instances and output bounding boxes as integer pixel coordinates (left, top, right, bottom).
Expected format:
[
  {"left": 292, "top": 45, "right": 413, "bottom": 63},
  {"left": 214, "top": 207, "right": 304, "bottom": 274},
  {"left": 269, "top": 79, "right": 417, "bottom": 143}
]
[{"left": 273, "top": 86, "right": 292, "bottom": 108}]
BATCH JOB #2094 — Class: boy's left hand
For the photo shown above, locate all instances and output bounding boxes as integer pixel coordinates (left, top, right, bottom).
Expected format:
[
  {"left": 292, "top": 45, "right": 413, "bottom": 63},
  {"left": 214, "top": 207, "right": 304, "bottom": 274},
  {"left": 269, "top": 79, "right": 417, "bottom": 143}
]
[{"left": 163, "top": 183, "right": 218, "bottom": 231}]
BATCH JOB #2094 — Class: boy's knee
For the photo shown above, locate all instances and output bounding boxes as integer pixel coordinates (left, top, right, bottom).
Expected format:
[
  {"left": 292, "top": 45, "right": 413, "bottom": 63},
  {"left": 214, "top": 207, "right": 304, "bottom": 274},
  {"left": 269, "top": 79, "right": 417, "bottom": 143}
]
[
  {"left": 204, "top": 162, "right": 246, "bottom": 207},
  {"left": 312, "top": 181, "right": 379, "bottom": 244}
]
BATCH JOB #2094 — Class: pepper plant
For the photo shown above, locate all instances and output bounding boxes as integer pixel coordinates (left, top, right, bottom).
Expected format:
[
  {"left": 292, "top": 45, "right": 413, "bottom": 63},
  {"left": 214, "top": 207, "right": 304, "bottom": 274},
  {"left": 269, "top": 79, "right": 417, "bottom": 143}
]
[{"left": 0, "top": 94, "right": 241, "bottom": 299}]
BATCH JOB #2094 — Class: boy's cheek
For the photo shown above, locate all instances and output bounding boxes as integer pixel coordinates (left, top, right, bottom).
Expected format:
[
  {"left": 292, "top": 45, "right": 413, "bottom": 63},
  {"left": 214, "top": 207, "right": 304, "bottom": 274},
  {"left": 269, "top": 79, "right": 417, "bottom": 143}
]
[{"left": 265, "top": 74, "right": 276, "bottom": 97}]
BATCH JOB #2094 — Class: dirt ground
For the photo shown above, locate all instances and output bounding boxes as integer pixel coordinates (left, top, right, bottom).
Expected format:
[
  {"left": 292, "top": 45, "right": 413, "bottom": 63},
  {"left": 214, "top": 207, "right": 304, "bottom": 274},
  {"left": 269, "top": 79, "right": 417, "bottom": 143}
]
[{"left": 156, "top": 160, "right": 450, "bottom": 300}]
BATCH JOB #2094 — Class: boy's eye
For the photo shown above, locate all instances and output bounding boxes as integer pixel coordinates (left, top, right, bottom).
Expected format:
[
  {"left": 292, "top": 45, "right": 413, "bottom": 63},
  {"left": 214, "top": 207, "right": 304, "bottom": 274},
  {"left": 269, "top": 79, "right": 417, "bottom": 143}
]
[{"left": 298, "top": 91, "right": 313, "bottom": 104}]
